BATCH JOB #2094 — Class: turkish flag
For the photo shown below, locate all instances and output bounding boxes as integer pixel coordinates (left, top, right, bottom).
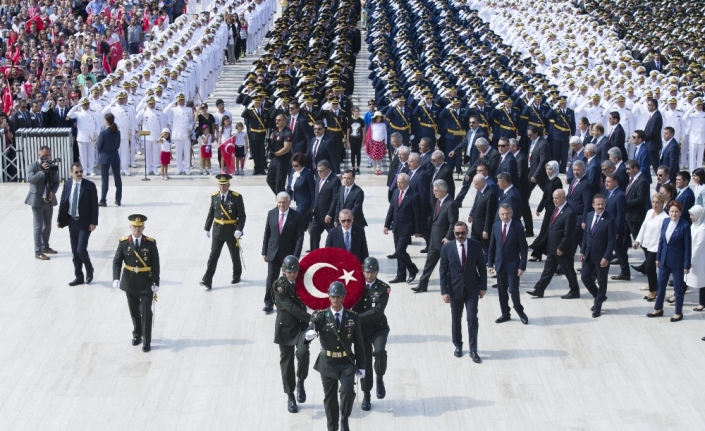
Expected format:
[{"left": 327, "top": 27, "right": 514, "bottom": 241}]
[
  {"left": 295, "top": 248, "right": 365, "bottom": 310},
  {"left": 2, "top": 86, "right": 13, "bottom": 114},
  {"left": 108, "top": 41, "right": 122, "bottom": 70},
  {"left": 24, "top": 15, "right": 44, "bottom": 32},
  {"left": 102, "top": 54, "right": 112, "bottom": 74}
]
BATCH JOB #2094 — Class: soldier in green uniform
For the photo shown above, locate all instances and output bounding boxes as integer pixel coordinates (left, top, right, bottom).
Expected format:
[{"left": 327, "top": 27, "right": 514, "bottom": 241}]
[
  {"left": 351, "top": 257, "right": 390, "bottom": 411},
  {"left": 200, "top": 174, "right": 246, "bottom": 290},
  {"left": 112, "top": 214, "right": 160, "bottom": 353},
  {"left": 272, "top": 255, "right": 311, "bottom": 414},
  {"left": 305, "top": 282, "right": 365, "bottom": 431}
]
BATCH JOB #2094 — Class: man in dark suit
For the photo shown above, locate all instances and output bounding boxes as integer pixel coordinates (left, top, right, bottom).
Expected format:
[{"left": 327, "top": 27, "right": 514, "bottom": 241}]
[
  {"left": 448, "top": 115, "right": 488, "bottom": 166},
  {"left": 510, "top": 139, "right": 533, "bottom": 235},
  {"left": 603, "top": 174, "right": 629, "bottom": 281},
  {"left": 527, "top": 189, "right": 580, "bottom": 298},
  {"left": 590, "top": 123, "right": 611, "bottom": 162},
  {"left": 566, "top": 137, "right": 587, "bottom": 185},
  {"left": 407, "top": 152, "right": 431, "bottom": 250},
  {"left": 633, "top": 130, "right": 652, "bottom": 183},
  {"left": 580, "top": 195, "right": 616, "bottom": 317},
  {"left": 429, "top": 151, "right": 456, "bottom": 204},
  {"left": 583, "top": 144, "right": 602, "bottom": 193},
  {"left": 643, "top": 99, "right": 663, "bottom": 175},
  {"left": 567, "top": 160, "right": 595, "bottom": 243},
  {"left": 495, "top": 137, "right": 518, "bottom": 185},
  {"left": 414, "top": 180, "right": 459, "bottom": 293},
  {"left": 384, "top": 173, "right": 422, "bottom": 283},
  {"left": 51, "top": 96, "right": 78, "bottom": 162},
  {"left": 607, "top": 112, "right": 627, "bottom": 162},
  {"left": 262, "top": 192, "right": 305, "bottom": 313},
  {"left": 468, "top": 174, "right": 497, "bottom": 260},
  {"left": 418, "top": 138, "right": 434, "bottom": 173},
  {"left": 659, "top": 127, "right": 680, "bottom": 184},
  {"left": 9, "top": 99, "right": 32, "bottom": 134},
  {"left": 608, "top": 147, "right": 630, "bottom": 191},
  {"left": 439, "top": 221, "right": 487, "bottom": 363},
  {"left": 488, "top": 204, "right": 528, "bottom": 324},
  {"left": 527, "top": 124, "right": 550, "bottom": 208},
  {"left": 386, "top": 142, "right": 409, "bottom": 202},
  {"left": 326, "top": 209, "right": 369, "bottom": 263},
  {"left": 494, "top": 173, "right": 522, "bottom": 223},
  {"left": 454, "top": 137, "right": 499, "bottom": 206},
  {"left": 644, "top": 52, "right": 663, "bottom": 74},
  {"left": 335, "top": 170, "right": 366, "bottom": 228},
  {"left": 56, "top": 163, "right": 99, "bottom": 286},
  {"left": 307, "top": 121, "right": 340, "bottom": 175},
  {"left": 624, "top": 160, "right": 651, "bottom": 246},
  {"left": 288, "top": 101, "right": 314, "bottom": 154},
  {"left": 30, "top": 101, "right": 50, "bottom": 128},
  {"left": 675, "top": 171, "right": 695, "bottom": 221},
  {"left": 310, "top": 160, "right": 341, "bottom": 251},
  {"left": 25, "top": 146, "right": 60, "bottom": 260}
]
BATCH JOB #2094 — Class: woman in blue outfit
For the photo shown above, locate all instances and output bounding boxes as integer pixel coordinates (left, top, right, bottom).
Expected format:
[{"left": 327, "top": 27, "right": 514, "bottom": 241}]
[{"left": 287, "top": 152, "right": 316, "bottom": 229}]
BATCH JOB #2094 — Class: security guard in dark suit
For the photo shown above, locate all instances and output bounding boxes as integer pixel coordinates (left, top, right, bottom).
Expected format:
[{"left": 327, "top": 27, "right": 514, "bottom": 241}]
[
  {"left": 112, "top": 214, "right": 160, "bottom": 353},
  {"left": 351, "top": 257, "right": 390, "bottom": 411},
  {"left": 305, "top": 282, "right": 365, "bottom": 431},
  {"left": 200, "top": 174, "right": 246, "bottom": 290},
  {"left": 272, "top": 256, "right": 311, "bottom": 413}
]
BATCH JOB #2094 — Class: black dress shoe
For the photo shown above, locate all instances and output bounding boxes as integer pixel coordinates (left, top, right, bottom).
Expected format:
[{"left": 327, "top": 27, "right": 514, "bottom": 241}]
[
  {"left": 376, "top": 377, "right": 386, "bottom": 399},
  {"left": 68, "top": 278, "right": 85, "bottom": 286},
  {"left": 670, "top": 315, "right": 683, "bottom": 322},
  {"left": 287, "top": 393, "right": 297, "bottom": 413},
  {"left": 592, "top": 307, "right": 601, "bottom": 318},
  {"left": 611, "top": 274, "right": 631, "bottom": 281},
  {"left": 411, "top": 286, "right": 427, "bottom": 293},
  {"left": 131, "top": 336, "right": 142, "bottom": 346},
  {"left": 199, "top": 281, "right": 212, "bottom": 290},
  {"left": 518, "top": 312, "right": 529, "bottom": 325},
  {"left": 528, "top": 256, "right": 542, "bottom": 262},
  {"left": 453, "top": 346, "right": 462, "bottom": 357},
  {"left": 561, "top": 291, "right": 580, "bottom": 299},
  {"left": 361, "top": 392, "right": 371, "bottom": 411},
  {"left": 668, "top": 280, "right": 674, "bottom": 287},
  {"left": 525, "top": 231, "right": 534, "bottom": 237},
  {"left": 142, "top": 344, "right": 150, "bottom": 352},
  {"left": 495, "top": 314, "right": 511, "bottom": 323},
  {"left": 98, "top": 201, "right": 107, "bottom": 207},
  {"left": 115, "top": 201, "right": 121, "bottom": 206},
  {"left": 86, "top": 271, "right": 93, "bottom": 284},
  {"left": 527, "top": 290, "right": 544, "bottom": 298},
  {"left": 389, "top": 276, "right": 405, "bottom": 283},
  {"left": 406, "top": 271, "right": 418, "bottom": 283},
  {"left": 694, "top": 306, "right": 705, "bottom": 312},
  {"left": 231, "top": 276, "right": 241, "bottom": 284},
  {"left": 470, "top": 351, "right": 482, "bottom": 364},
  {"left": 631, "top": 264, "right": 646, "bottom": 275},
  {"left": 386, "top": 253, "right": 397, "bottom": 259},
  {"left": 555, "top": 265, "right": 564, "bottom": 275},
  {"left": 702, "top": 337, "right": 705, "bottom": 341},
  {"left": 491, "top": 283, "right": 498, "bottom": 288},
  {"left": 420, "top": 248, "right": 428, "bottom": 253},
  {"left": 296, "top": 380, "right": 306, "bottom": 403},
  {"left": 263, "top": 302, "right": 274, "bottom": 313},
  {"left": 340, "top": 416, "right": 350, "bottom": 431}
]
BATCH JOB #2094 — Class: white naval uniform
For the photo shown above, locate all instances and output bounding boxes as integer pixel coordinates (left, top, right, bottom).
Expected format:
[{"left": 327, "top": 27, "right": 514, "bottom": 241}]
[
  {"left": 163, "top": 101, "right": 194, "bottom": 174},
  {"left": 66, "top": 106, "right": 100, "bottom": 175},
  {"left": 137, "top": 107, "right": 166, "bottom": 173},
  {"left": 684, "top": 109, "right": 705, "bottom": 172}
]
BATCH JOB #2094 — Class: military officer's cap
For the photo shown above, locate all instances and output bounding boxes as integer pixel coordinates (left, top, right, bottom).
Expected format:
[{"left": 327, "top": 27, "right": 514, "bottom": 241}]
[
  {"left": 116, "top": 69, "right": 124, "bottom": 76},
  {"left": 363, "top": 257, "right": 379, "bottom": 272},
  {"left": 533, "top": 93, "right": 543, "bottom": 99},
  {"left": 396, "top": 96, "right": 406, "bottom": 102},
  {"left": 130, "top": 81, "right": 138, "bottom": 88},
  {"left": 329, "top": 98, "right": 340, "bottom": 105},
  {"left": 282, "top": 255, "right": 300, "bottom": 273},
  {"left": 668, "top": 97, "right": 678, "bottom": 104},
  {"left": 80, "top": 97, "right": 90, "bottom": 105},
  {"left": 121, "top": 81, "right": 130, "bottom": 88},
  {"left": 90, "top": 87, "right": 100, "bottom": 94},
  {"left": 143, "top": 69, "right": 151, "bottom": 76},
  {"left": 146, "top": 97, "right": 156, "bottom": 104},
  {"left": 128, "top": 214, "right": 147, "bottom": 227},
  {"left": 155, "top": 85, "right": 163, "bottom": 91},
  {"left": 215, "top": 174, "right": 232, "bottom": 185},
  {"left": 695, "top": 98, "right": 704, "bottom": 105},
  {"left": 328, "top": 281, "right": 346, "bottom": 297},
  {"left": 558, "top": 96, "right": 567, "bottom": 103},
  {"left": 176, "top": 93, "right": 186, "bottom": 100},
  {"left": 616, "top": 95, "right": 626, "bottom": 102},
  {"left": 591, "top": 94, "right": 601, "bottom": 101},
  {"left": 116, "top": 91, "right": 128, "bottom": 99}
]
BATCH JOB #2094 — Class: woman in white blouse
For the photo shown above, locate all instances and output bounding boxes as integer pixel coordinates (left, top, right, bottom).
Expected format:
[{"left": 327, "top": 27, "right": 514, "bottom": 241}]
[
  {"left": 634, "top": 193, "right": 668, "bottom": 301},
  {"left": 685, "top": 205, "right": 705, "bottom": 314}
]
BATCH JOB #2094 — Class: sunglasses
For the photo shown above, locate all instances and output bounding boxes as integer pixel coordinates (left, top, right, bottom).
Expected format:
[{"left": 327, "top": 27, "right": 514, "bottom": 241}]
[
  {"left": 339, "top": 219, "right": 352, "bottom": 223},
  {"left": 498, "top": 144, "right": 508, "bottom": 147},
  {"left": 454, "top": 231, "right": 468, "bottom": 237}
]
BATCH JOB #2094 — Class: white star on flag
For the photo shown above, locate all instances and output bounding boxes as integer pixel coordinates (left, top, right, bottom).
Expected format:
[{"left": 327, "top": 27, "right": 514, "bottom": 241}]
[{"left": 339, "top": 269, "right": 357, "bottom": 285}]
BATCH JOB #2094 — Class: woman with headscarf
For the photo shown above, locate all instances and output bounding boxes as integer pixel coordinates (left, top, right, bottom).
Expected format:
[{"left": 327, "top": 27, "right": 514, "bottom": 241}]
[
  {"left": 529, "top": 160, "right": 564, "bottom": 261},
  {"left": 685, "top": 205, "right": 705, "bottom": 314}
]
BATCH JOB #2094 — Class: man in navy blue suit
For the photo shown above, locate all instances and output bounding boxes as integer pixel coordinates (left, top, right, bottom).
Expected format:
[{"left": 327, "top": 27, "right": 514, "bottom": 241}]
[
  {"left": 580, "top": 195, "right": 616, "bottom": 317},
  {"left": 566, "top": 137, "right": 587, "bottom": 185},
  {"left": 608, "top": 147, "right": 629, "bottom": 191},
  {"left": 439, "top": 221, "right": 487, "bottom": 363},
  {"left": 607, "top": 112, "right": 627, "bottom": 162},
  {"left": 326, "top": 209, "right": 369, "bottom": 263},
  {"left": 566, "top": 160, "right": 595, "bottom": 257},
  {"left": 494, "top": 173, "right": 521, "bottom": 223},
  {"left": 632, "top": 130, "right": 652, "bottom": 183},
  {"left": 583, "top": 144, "right": 602, "bottom": 194},
  {"left": 288, "top": 101, "right": 315, "bottom": 155},
  {"left": 659, "top": 127, "right": 680, "bottom": 184},
  {"left": 307, "top": 121, "right": 340, "bottom": 175},
  {"left": 603, "top": 174, "right": 629, "bottom": 280},
  {"left": 488, "top": 205, "right": 528, "bottom": 324},
  {"left": 643, "top": 99, "right": 663, "bottom": 175},
  {"left": 384, "top": 173, "right": 422, "bottom": 284},
  {"left": 675, "top": 171, "right": 695, "bottom": 222},
  {"left": 495, "top": 137, "right": 518, "bottom": 185}
]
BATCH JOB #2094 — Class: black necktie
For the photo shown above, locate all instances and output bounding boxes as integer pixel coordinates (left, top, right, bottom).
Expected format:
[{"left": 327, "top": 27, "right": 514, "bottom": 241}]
[
  {"left": 335, "top": 312, "right": 341, "bottom": 328},
  {"left": 135, "top": 238, "right": 140, "bottom": 249}
]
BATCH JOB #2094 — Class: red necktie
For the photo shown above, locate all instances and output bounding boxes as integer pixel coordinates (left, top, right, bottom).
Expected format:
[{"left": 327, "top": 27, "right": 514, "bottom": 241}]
[
  {"left": 289, "top": 116, "right": 295, "bottom": 131},
  {"left": 434, "top": 199, "right": 441, "bottom": 216},
  {"left": 460, "top": 243, "right": 466, "bottom": 269},
  {"left": 570, "top": 179, "right": 579, "bottom": 196},
  {"left": 550, "top": 207, "right": 559, "bottom": 226},
  {"left": 397, "top": 190, "right": 403, "bottom": 206},
  {"left": 318, "top": 178, "right": 324, "bottom": 192},
  {"left": 278, "top": 212, "right": 285, "bottom": 233},
  {"left": 625, "top": 177, "right": 633, "bottom": 195},
  {"left": 502, "top": 223, "right": 507, "bottom": 243}
]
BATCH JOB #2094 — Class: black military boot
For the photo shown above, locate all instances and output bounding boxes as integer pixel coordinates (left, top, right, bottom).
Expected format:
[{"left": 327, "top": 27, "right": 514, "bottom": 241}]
[
  {"left": 361, "top": 391, "right": 371, "bottom": 411},
  {"left": 376, "top": 376, "right": 386, "bottom": 399},
  {"left": 296, "top": 379, "right": 306, "bottom": 403},
  {"left": 340, "top": 416, "right": 350, "bottom": 431},
  {"left": 287, "top": 393, "right": 297, "bottom": 413}
]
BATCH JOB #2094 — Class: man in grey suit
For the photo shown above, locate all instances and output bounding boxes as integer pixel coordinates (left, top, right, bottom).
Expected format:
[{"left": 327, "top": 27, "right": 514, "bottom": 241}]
[{"left": 25, "top": 146, "right": 60, "bottom": 260}]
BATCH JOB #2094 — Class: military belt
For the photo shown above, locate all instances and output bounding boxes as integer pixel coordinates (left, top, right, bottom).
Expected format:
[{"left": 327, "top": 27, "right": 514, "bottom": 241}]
[
  {"left": 449, "top": 130, "right": 465, "bottom": 136},
  {"left": 528, "top": 121, "right": 544, "bottom": 127},
  {"left": 322, "top": 349, "right": 347, "bottom": 358},
  {"left": 498, "top": 124, "right": 516, "bottom": 131},
  {"left": 250, "top": 128, "right": 266, "bottom": 133},
  {"left": 389, "top": 123, "right": 410, "bottom": 131},
  {"left": 552, "top": 124, "right": 571, "bottom": 132},
  {"left": 214, "top": 218, "right": 238, "bottom": 225},
  {"left": 418, "top": 122, "right": 437, "bottom": 132},
  {"left": 327, "top": 127, "right": 343, "bottom": 132},
  {"left": 124, "top": 264, "right": 152, "bottom": 273}
]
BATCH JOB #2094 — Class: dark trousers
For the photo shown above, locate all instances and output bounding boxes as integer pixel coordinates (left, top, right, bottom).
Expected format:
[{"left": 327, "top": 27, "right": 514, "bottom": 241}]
[
  {"left": 349, "top": 140, "right": 361, "bottom": 167},
  {"left": 393, "top": 231, "right": 417, "bottom": 277},
  {"left": 249, "top": 135, "right": 266, "bottom": 172},
  {"left": 644, "top": 250, "right": 658, "bottom": 292},
  {"left": 126, "top": 292, "right": 153, "bottom": 345},
  {"left": 238, "top": 38, "right": 247, "bottom": 57},
  {"left": 450, "top": 292, "right": 479, "bottom": 352},
  {"left": 321, "top": 367, "right": 356, "bottom": 431},
  {"left": 614, "top": 232, "right": 630, "bottom": 276},
  {"left": 264, "top": 257, "right": 283, "bottom": 305},
  {"left": 360, "top": 329, "right": 389, "bottom": 392},
  {"left": 68, "top": 218, "right": 93, "bottom": 279},
  {"left": 266, "top": 156, "right": 289, "bottom": 195},
  {"left": 581, "top": 259, "right": 610, "bottom": 306},
  {"left": 128, "top": 42, "right": 141, "bottom": 55},
  {"left": 549, "top": 138, "right": 569, "bottom": 173},
  {"left": 453, "top": 176, "right": 472, "bottom": 206},
  {"left": 202, "top": 235, "right": 241, "bottom": 284},
  {"left": 310, "top": 217, "right": 332, "bottom": 251},
  {"left": 278, "top": 333, "right": 309, "bottom": 394},
  {"left": 470, "top": 231, "right": 489, "bottom": 262},
  {"left": 522, "top": 182, "right": 538, "bottom": 233},
  {"left": 649, "top": 149, "right": 660, "bottom": 176},
  {"left": 497, "top": 266, "right": 524, "bottom": 316},
  {"left": 699, "top": 287, "right": 705, "bottom": 306},
  {"left": 100, "top": 163, "right": 122, "bottom": 203},
  {"left": 418, "top": 247, "right": 441, "bottom": 288},
  {"left": 533, "top": 253, "right": 579, "bottom": 294},
  {"left": 31, "top": 202, "right": 53, "bottom": 255},
  {"left": 655, "top": 263, "right": 686, "bottom": 314}
]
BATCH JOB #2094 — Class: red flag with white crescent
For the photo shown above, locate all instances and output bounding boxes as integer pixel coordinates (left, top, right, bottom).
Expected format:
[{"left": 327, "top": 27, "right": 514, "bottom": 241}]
[{"left": 295, "top": 248, "right": 364, "bottom": 310}]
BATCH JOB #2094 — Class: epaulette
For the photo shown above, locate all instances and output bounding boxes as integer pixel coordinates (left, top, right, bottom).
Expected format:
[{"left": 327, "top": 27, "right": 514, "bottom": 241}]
[
  {"left": 212, "top": 191, "right": 219, "bottom": 196},
  {"left": 311, "top": 310, "right": 325, "bottom": 322},
  {"left": 120, "top": 236, "right": 129, "bottom": 241},
  {"left": 144, "top": 236, "right": 155, "bottom": 242},
  {"left": 230, "top": 190, "right": 239, "bottom": 196}
]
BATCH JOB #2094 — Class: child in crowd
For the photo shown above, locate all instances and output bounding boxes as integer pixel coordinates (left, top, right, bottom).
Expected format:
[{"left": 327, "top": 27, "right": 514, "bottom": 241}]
[
  {"left": 159, "top": 127, "right": 172, "bottom": 180},
  {"left": 363, "top": 99, "right": 376, "bottom": 168},
  {"left": 365, "top": 111, "right": 387, "bottom": 175},
  {"left": 199, "top": 124, "right": 213, "bottom": 175},
  {"left": 219, "top": 115, "right": 236, "bottom": 174},
  {"left": 234, "top": 122, "right": 248, "bottom": 175},
  {"left": 347, "top": 106, "right": 365, "bottom": 174}
]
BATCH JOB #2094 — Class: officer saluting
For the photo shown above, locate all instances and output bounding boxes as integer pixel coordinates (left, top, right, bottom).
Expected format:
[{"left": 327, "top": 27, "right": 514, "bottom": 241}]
[
  {"left": 201, "top": 174, "right": 246, "bottom": 289},
  {"left": 351, "top": 257, "right": 390, "bottom": 411},
  {"left": 112, "top": 214, "right": 160, "bottom": 353},
  {"left": 305, "top": 282, "right": 365, "bottom": 431},
  {"left": 272, "top": 256, "right": 311, "bottom": 414}
]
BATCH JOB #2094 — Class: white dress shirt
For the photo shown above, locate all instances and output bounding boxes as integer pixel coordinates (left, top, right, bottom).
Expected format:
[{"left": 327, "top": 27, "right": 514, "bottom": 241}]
[
  {"left": 456, "top": 238, "right": 468, "bottom": 262},
  {"left": 68, "top": 179, "right": 82, "bottom": 217},
  {"left": 635, "top": 209, "right": 668, "bottom": 252},
  {"left": 666, "top": 219, "right": 678, "bottom": 243}
]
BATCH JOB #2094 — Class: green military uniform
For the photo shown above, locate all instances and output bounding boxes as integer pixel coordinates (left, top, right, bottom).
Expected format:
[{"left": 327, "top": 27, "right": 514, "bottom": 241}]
[
  {"left": 351, "top": 279, "right": 390, "bottom": 395},
  {"left": 272, "top": 275, "right": 311, "bottom": 395},
  {"left": 112, "top": 217, "right": 160, "bottom": 351},
  {"left": 201, "top": 183, "right": 246, "bottom": 287},
  {"left": 309, "top": 308, "right": 365, "bottom": 431}
]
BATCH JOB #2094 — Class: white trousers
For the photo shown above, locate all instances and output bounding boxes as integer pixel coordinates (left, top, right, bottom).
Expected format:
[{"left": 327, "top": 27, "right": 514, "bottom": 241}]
[
  {"left": 145, "top": 140, "right": 159, "bottom": 173},
  {"left": 680, "top": 137, "right": 690, "bottom": 169},
  {"left": 119, "top": 138, "right": 130, "bottom": 173},
  {"left": 174, "top": 139, "right": 191, "bottom": 173},
  {"left": 78, "top": 141, "right": 95, "bottom": 174},
  {"left": 689, "top": 142, "right": 704, "bottom": 172}
]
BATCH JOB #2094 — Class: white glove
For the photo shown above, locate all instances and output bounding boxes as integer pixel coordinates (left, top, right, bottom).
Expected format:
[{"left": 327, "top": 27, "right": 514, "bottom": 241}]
[
  {"left": 151, "top": 285, "right": 159, "bottom": 293},
  {"left": 205, "top": 230, "right": 211, "bottom": 238},
  {"left": 305, "top": 330, "right": 317, "bottom": 341},
  {"left": 112, "top": 280, "right": 120, "bottom": 288},
  {"left": 234, "top": 230, "right": 242, "bottom": 238},
  {"left": 435, "top": 134, "right": 441, "bottom": 140},
  {"left": 357, "top": 369, "right": 366, "bottom": 379},
  {"left": 410, "top": 135, "right": 415, "bottom": 140}
]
